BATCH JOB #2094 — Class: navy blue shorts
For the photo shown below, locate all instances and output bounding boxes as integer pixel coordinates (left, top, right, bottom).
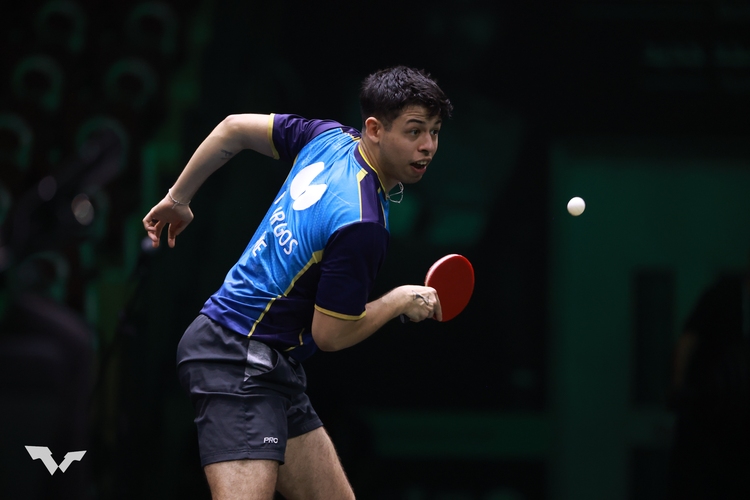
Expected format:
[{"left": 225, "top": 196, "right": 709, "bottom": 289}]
[{"left": 176, "top": 314, "right": 323, "bottom": 467}]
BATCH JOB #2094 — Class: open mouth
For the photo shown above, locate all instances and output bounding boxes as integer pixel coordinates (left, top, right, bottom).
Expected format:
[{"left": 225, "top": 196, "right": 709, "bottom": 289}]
[{"left": 411, "top": 160, "right": 430, "bottom": 172}]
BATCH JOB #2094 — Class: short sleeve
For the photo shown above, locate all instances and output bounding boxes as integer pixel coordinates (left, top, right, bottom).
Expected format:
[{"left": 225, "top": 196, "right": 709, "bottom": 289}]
[
  {"left": 271, "top": 114, "right": 348, "bottom": 162},
  {"left": 314, "top": 222, "right": 389, "bottom": 319}
]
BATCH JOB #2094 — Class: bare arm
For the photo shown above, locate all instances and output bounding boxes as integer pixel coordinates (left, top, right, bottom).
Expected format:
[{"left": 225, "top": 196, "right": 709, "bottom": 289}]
[
  {"left": 169, "top": 113, "right": 274, "bottom": 202},
  {"left": 311, "top": 285, "right": 443, "bottom": 351},
  {"left": 142, "top": 114, "right": 274, "bottom": 248}
]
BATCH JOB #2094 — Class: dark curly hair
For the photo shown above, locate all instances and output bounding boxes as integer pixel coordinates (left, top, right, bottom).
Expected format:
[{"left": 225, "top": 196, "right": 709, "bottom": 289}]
[{"left": 359, "top": 66, "right": 453, "bottom": 128}]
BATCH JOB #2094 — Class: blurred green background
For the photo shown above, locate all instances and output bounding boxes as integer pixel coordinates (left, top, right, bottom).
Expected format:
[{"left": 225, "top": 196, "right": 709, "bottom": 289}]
[{"left": 1, "top": 1, "right": 749, "bottom": 499}]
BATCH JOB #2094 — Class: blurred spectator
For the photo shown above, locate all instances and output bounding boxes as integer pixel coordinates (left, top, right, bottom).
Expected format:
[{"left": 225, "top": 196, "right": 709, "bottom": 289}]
[
  {"left": 0, "top": 252, "right": 94, "bottom": 500},
  {"left": 667, "top": 265, "right": 750, "bottom": 499}
]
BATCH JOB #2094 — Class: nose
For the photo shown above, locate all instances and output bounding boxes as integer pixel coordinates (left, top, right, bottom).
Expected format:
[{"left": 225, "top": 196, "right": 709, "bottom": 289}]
[{"left": 419, "top": 134, "right": 438, "bottom": 154}]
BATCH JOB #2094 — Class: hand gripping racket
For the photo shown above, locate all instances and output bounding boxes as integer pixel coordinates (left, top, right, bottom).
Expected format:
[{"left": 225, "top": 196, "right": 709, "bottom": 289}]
[{"left": 401, "top": 254, "right": 475, "bottom": 322}]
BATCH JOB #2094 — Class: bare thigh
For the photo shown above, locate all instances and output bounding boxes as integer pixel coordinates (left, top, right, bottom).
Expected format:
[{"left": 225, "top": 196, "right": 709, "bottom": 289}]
[
  {"left": 204, "top": 459, "right": 279, "bottom": 500},
  {"left": 276, "top": 427, "right": 355, "bottom": 500}
]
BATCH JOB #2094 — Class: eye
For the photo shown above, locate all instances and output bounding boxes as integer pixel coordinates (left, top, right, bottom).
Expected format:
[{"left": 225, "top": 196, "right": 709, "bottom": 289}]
[
  {"left": 408, "top": 129, "right": 420, "bottom": 136},
  {"left": 431, "top": 129, "right": 440, "bottom": 136}
]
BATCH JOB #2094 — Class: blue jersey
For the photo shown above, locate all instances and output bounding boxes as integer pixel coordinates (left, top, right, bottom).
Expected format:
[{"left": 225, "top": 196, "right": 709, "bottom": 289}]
[{"left": 200, "top": 114, "right": 390, "bottom": 360}]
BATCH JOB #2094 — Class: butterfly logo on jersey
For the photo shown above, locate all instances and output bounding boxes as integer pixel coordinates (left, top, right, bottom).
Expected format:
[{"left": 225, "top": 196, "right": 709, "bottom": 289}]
[
  {"left": 289, "top": 162, "right": 327, "bottom": 210},
  {"left": 263, "top": 162, "right": 328, "bottom": 257}
]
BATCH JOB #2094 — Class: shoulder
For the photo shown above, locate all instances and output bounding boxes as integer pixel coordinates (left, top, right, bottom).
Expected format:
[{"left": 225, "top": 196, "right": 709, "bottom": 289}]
[
  {"left": 273, "top": 114, "right": 359, "bottom": 143},
  {"left": 271, "top": 114, "right": 360, "bottom": 162}
]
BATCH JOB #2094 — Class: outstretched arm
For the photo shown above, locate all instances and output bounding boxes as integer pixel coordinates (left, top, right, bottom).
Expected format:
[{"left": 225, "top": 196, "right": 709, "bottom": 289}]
[
  {"left": 142, "top": 113, "right": 274, "bottom": 248},
  {"left": 311, "top": 285, "right": 442, "bottom": 351}
]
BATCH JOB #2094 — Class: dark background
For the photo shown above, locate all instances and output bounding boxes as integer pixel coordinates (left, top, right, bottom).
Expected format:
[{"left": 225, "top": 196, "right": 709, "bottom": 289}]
[{"left": 1, "top": 1, "right": 749, "bottom": 499}]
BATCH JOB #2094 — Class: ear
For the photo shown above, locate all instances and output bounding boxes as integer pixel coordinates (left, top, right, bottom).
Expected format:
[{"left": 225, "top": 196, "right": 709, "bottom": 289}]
[{"left": 363, "top": 117, "right": 382, "bottom": 143}]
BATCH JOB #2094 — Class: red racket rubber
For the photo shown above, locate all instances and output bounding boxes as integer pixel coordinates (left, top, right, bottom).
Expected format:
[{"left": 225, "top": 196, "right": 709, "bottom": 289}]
[
  {"left": 425, "top": 254, "right": 474, "bottom": 321},
  {"left": 400, "top": 254, "right": 475, "bottom": 323}
]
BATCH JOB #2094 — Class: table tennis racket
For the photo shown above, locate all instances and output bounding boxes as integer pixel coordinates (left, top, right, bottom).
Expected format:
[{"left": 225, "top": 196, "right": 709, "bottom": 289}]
[{"left": 400, "top": 254, "right": 475, "bottom": 322}]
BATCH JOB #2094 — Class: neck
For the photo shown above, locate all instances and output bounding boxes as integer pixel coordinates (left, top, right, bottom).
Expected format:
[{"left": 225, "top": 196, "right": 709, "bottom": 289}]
[{"left": 358, "top": 138, "right": 398, "bottom": 192}]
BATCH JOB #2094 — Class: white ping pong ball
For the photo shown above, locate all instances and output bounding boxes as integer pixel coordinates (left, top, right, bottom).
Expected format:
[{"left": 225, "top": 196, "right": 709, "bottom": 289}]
[{"left": 567, "top": 197, "right": 585, "bottom": 216}]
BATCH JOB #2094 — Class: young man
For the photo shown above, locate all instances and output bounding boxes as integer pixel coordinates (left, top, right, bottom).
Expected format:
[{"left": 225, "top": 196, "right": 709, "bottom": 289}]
[{"left": 142, "top": 66, "right": 453, "bottom": 499}]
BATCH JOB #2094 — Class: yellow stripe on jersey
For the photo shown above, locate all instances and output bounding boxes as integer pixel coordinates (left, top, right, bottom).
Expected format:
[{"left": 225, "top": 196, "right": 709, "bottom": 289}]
[
  {"left": 268, "top": 113, "right": 280, "bottom": 160},
  {"left": 283, "top": 249, "right": 324, "bottom": 295},
  {"left": 247, "top": 296, "right": 278, "bottom": 337},
  {"left": 248, "top": 249, "right": 325, "bottom": 337},
  {"left": 356, "top": 144, "right": 387, "bottom": 192},
  {"left": 356, "top": 168, "right": 367, "bottom": 220},
  {"left": 378, "top": 188, "right": 387, "bottom": 225},
  {"left": 314, "top": 304, "right": 366, "bottom": 321},
  {"left": 283, "top": 329, "right": 306, "bottom": 351}
]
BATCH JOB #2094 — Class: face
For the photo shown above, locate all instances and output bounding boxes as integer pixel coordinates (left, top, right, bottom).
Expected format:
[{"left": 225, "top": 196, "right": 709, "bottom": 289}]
[{"left": 373, "top": 105, "right": 442, "bottom": 190}]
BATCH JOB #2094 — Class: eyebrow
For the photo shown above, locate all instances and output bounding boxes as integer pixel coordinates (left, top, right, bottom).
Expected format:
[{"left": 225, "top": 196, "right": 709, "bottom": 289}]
[{"left": 405, "top": 118, "right": 442, "bottom": 125}]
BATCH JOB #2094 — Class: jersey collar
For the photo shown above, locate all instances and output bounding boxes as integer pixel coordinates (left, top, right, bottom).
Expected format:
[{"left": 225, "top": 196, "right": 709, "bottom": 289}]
[{"left": 355, "top": 144, "right": 388, "bottom": 194}]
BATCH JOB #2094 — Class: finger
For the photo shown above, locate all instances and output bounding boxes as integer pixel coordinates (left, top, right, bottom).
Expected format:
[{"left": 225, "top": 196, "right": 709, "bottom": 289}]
[
  {"left": 151, "top": 220, "right": 167, "bottom": 248},
  {"left": 432, "top": 293, "right": 443, "bottom": 321},
  {"left": 167, "top": 220, "right": 183, "bottom": 248},
  {"left": 145, "top": 226, "right": 159, "bottom": 247},
  {"left": 143, "top": 212, "right": 161, "bottom": 246},
  {"left": 143, "top": 214, "right": 157, "bottom": 231}
]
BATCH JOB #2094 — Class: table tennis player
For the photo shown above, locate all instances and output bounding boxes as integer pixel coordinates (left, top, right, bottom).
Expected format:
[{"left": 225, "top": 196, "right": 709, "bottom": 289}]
[{"left": 142, "top": 65, "right": 453, "bottom": 500}]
